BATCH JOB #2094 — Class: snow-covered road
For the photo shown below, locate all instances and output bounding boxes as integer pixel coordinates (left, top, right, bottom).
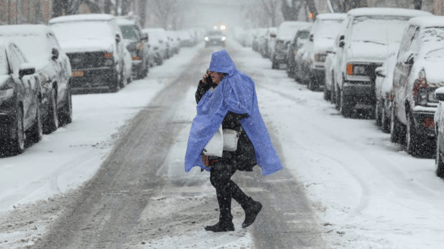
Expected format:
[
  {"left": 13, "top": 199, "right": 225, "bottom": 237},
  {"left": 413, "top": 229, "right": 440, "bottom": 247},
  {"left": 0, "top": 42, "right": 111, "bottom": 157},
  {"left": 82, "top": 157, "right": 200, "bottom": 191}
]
[{"left": 1, "top": 39, "right": 444, "bottom": 249}]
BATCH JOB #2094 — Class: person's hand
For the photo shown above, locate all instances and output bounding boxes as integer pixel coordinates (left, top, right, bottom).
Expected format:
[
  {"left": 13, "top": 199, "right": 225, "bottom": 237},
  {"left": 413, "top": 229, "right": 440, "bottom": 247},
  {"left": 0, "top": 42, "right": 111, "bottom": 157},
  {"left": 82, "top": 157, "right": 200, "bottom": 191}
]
[
  {"left": 202, "top": 69, "right": 210, "bottom": 83},
  {"left": 203, "top": 155, "right": 209, "bottom": 166}
]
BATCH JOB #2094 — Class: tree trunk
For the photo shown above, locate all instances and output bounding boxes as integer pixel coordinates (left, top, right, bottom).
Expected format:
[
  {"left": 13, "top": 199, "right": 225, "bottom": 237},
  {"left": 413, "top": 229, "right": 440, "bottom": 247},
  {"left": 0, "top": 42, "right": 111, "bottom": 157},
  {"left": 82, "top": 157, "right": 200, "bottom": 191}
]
[
  {"left": 413, "top": 0, "right": 422, "bottom": 9},
  {"left": 104, "top": 0, "right": 113, "bottom": 14},
  {"left": 84, "top": 0, "right": 102, "bottom": 13},
  {"left": 137, "top": 0, "right": 146, "bottom": 27}
]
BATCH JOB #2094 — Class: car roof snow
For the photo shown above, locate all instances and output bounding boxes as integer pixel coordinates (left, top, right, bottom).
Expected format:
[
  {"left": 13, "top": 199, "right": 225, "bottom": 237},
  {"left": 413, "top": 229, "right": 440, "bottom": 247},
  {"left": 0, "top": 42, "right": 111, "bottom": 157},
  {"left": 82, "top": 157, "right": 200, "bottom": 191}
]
[
  {"left": 409, "top": 16, "right": 444, "bottom": 27},
  {"left": 347, "top": 8, "right": 432, "bottom": 18},
  {"left": 317, "top": 13, "right": 347, "bottom": 20},
  {"left": 49, "top": 14, "right": 114, "bottom": 24},
  {"left": 0, "top": 24, "right": 51, "bottom": 36}
]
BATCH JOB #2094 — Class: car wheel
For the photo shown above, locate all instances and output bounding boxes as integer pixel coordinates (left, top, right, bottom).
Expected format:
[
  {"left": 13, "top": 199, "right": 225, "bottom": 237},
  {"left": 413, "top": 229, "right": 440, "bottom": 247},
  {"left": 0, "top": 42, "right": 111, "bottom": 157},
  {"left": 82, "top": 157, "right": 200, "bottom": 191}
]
[
  {"left": 59, "top": 86, "right": 72, "bottom": 126},
  {"left": 435, "top": 131, "right": 444, "bottom": 178},
  {"left": 381, "top": 102, "right": 390, "bottom": 133},
  {"left": 323, "top": 83, "right": 331, "bottom": 101},
  {"left": 335, "top": 85, "right": 341, "bottom": 110},
  {"left": 340, "top": 90, "right": 353, "bottom": 117},
  {"left": 110, "top": 73, "right": 121, "bottom": 93},
  {"left": 28, "top": 104, "right": 43, "bottom": 144},
  {"left": 10, "top": 106, "right": 25, "bottom": 155},
  {"left": 390, "top": 105, "right": 404, "bottom": 144},
  {"left": 406, "top": 111, "right": 425, "bottom": 157},
  {"left": 43, "top": 88, "right": 59, "bottom": 134},
  {"left": 375, "top": 100, "right": 382, "bottom": 127},
  {"left": 271, "top": 58, "right": 278, "bottom": 69}
]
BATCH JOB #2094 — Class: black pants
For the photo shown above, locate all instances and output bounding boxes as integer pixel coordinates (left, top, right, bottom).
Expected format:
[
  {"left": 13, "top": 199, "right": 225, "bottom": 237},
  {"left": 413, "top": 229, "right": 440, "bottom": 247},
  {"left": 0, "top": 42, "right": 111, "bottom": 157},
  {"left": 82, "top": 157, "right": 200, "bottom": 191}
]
[{"left": 210, "top": 162, "right": 253, "bottom": 222}]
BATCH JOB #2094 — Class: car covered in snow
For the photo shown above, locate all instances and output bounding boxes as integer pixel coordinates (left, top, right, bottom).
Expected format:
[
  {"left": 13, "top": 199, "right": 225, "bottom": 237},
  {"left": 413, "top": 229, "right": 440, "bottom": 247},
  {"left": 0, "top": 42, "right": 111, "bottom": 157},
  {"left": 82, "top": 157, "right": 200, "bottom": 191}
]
[
  {"left": 204, "top": 30, "right": 226, "bottom": 47},
  {"left": 0, "top": 40, "right": 42, "bottom": 155},
  {"left": 272, "top": 21, "right": 310, "bottom": 69},
  {"left": 306, "top": 13, "right": 346, "bottom": 90},
  {"left": 332, "top": 8, "right": 431, "bottom": 118},
  {"left": 49, "top": 14, "right": 127, "bottom": 92},
  {"left": 434, "top": 87, "right": 444, "bottom": 177},
  {"left": 391, "top": 16, "right": 444, "bottom": 157},
  {"left": 374, "top": 47, "right": 399, "bottom": 133},
  {"left": 286, "top": 26, "right": 311, "bottom": 80},
  {"left": 166, "top": 31, "right": 180, "bottom": 55},
  {"left": 115, "top": 17, "right": 149, "bottom": 79},
  {"left": 0, "top": 25, "right": 73, "bottom": 134}
]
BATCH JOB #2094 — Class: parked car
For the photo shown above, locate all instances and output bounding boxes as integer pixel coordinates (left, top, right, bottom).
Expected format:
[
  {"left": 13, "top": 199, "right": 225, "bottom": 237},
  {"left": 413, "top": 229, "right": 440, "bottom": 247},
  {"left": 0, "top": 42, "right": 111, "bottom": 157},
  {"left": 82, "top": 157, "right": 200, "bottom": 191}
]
[
  {"left": 272, "top": 21, "right": 310, "bottom": 69},
  {"left": 49, "top": 14, "right": 127, "bottom": 92},
  {"left": 115, "top": 17, "right": 149, "bottom": 79},
  {"left": 287, "top": 26, "right": 311, "bottom": 80},
  {"left": 0, "top": 25, "right": 73, "bottom": 133},
  {"left": 374, "top": 48, "right": 399, "bottom": 133},
  {"left": 332, "top": 8, "right": 431, "bottom": 118},
  {"left": 0, "top": 40, "right": 41, "bottom": 154},
  {"left": 166, "top": 31, "right": 180, "bottom": 55},
  {"left": 306, "top": 13, "right": 346, "bottom": 90},
  {"left": 143, "top": 29, "right": 166, "bottom": 66},
  {"left": 204, "top": 30, "right": 226, "bottom": 47},
  {"left": 434, "top": 88, "right": 444, "bottom": 177},
  {"left": 391, "top": 16, "right": 444, "bottom": 157},
  {"left": 144, "top": 28, "right": 170, "bottom": 60}
]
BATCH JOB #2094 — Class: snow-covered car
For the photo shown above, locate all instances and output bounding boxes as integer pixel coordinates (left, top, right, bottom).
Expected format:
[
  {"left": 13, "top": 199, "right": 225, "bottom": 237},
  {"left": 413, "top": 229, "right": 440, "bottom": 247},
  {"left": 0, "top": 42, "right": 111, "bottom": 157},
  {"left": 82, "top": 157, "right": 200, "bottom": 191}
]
[
  {"left": 264, "top": 27, "right": 277, "bottom": 59},
  {"left": 0, "top": 40, "right": 42, "bottom": 155},
  {"left": 177, "top": 30, "right": 194, "bottom": 47},
  {"left": 144, "top": 28, "right": 170, "bottom": 60},
  {"left": 306, "top": 13, "right": 346, "bottom": 90},
  {"left": 434, "top": 88, "right": 444, "bottom": 177},
  {"left": 49, "top": 14, "right": 127, "bottom": 92},
  {"left": 286, "top": 26, "right": 311, "bottom": 80},
  {"left": 391, "top": 16, "right": 444, "bottom": 157},
  {"left": 0, "top": 25, "right": 73, "bottom": 133},
  {"left": 374, "top": 48, "right": 399, "bottom": 133},
  {"left": 116, "top": 17, "right": 149, "bottom": 79},
  {"left": 204, "top": 30, "right": 225, "bottom": 47},
  {"left": 332, "top": 8, "right": 431, "bottom": 118},
  {"left": 166, "top": 31, "right": 180, "bottom": 55},
  {"left": 272, "top": 21, "right": 310, "bottom": 69},
  {"left": 143, "top": 29, "right": 167, "bottom": 65}
]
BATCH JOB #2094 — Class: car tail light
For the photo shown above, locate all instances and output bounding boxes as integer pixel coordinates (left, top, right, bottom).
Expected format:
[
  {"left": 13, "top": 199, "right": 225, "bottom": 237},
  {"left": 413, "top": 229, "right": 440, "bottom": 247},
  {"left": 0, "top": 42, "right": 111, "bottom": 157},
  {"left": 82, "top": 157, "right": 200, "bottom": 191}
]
[
  {"left": 104, "top": 53, "right": 113, "bottom": 58},
  {"left": 315, "top": 53, "right": 327, "bottom": 62},
  {"left": 413, "top": 69, "right": 436, "bottom": 106},
  {"left": 424, "top": 118, "right": 435, "bottom": 128},
  {"left": 132, "top": 56, "right": 141, "bottom": 61}
]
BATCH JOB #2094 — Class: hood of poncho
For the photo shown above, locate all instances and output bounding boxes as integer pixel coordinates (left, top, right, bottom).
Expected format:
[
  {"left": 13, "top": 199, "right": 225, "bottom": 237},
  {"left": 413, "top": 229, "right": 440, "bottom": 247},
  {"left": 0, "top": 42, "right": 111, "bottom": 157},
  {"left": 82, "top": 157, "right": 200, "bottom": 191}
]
[{"left": 184, "top": 49, "right": 283, "bottom": 176}]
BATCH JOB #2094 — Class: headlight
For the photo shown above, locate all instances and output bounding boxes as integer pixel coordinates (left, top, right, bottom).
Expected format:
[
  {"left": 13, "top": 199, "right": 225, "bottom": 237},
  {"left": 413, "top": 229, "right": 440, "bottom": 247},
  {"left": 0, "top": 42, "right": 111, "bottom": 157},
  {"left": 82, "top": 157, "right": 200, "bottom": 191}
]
[
  {"left": 222, "top": 36, "right": 226, "bottom": 41},
  {"left": 346, "top": 64, "right": 367, "bottom": 76},
  {"left": 104, "top": 58, "right": 114, "bottom": 66},
  {"left": 205, "top": 37, "right": 209, "bottom": 41},
  {"left": 0, "top": 88, "right": 14, "bottom": 100},
  {"left": 314, "top": 53, "right": 327, "bottom": 62}
]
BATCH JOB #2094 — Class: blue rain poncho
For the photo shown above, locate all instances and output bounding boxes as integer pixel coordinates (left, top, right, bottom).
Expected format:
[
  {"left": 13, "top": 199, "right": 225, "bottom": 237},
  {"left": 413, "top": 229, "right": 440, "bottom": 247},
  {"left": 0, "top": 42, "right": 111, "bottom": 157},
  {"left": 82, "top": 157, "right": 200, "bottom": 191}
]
[{"left": 184, "top": 49, "right": 283, "bottom": 176}]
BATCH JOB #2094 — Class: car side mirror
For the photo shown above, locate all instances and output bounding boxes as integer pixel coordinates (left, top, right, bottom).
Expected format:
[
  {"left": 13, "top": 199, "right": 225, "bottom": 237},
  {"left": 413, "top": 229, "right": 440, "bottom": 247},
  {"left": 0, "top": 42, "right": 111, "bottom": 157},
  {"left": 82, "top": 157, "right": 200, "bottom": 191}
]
[
  {"left": 270, "top": 34, "right": 276, "bottom": 38},
  {"left": 19, "top": 63, "right": 35, "bottom": 79},
  {"left": 338, "top": 35, "right": 345, "bottom": 48},
  {"left": 141, "top": 33, "right": 148, "bottom": 41},
  {"left": 309, "top": 34, "right": 313, "bottom": 42},
  {"left": 116, "top": 34, "right": 121, "bottom": 43},
  {"left": 435, "top": 87, "right": 444, "bottom": 102},
  {"left": 403, "top": 52, "right": 416, "bottom": 65},
  {"left": 51, "top": 48, "right": 59, "bottom": 60},
  {"left": 375, "top": 67, "right": 387, "bottom": 78}
]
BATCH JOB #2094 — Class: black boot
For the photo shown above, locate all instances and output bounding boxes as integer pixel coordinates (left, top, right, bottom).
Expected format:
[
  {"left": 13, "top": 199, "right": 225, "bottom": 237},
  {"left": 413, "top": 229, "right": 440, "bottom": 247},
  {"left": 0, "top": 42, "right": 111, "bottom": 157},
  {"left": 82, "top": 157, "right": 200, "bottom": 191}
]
[
  {"left": 204, "top": 220, "right": 235, "bottom": 232},
  {"left": 242, "top": 200, "right": 262, "bottom": 228}
]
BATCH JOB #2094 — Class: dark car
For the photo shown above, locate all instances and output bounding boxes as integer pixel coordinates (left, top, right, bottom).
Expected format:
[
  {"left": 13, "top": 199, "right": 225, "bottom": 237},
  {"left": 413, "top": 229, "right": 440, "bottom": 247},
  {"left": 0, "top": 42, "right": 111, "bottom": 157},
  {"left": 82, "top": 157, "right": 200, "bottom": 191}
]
[
  {"left": 287, "top": 27, "right": 311, "bottom": 80},
  {"left": 0, "top": 25, "right": 73, "bottom": 134},
  {"left": 116, "top": 17, "right": 150, "bottom": 79},
  {"left": 205, "top": 31, "right": 225, "bottom": 47},
  {"left": 0, "top": 41, "right": 42, "bottom": 155},
  {"left": 49, "top": 14, "right": 127, "bottom": 93}
]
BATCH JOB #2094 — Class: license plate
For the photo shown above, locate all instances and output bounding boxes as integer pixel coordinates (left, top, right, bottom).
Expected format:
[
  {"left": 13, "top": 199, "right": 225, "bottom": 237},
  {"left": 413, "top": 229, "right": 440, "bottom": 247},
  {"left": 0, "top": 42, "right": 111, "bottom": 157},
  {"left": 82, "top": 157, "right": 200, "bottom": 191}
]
[{"left": 72, "top": 71, "right": 84, "bottom": 77}]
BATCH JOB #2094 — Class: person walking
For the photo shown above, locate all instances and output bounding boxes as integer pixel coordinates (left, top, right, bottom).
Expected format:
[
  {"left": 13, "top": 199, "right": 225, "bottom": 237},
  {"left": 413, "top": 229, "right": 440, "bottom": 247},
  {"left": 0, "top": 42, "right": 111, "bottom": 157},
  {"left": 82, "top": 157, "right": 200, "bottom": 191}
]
[{"left": 185, "top": 49, "right": 283, "bottom": 232}]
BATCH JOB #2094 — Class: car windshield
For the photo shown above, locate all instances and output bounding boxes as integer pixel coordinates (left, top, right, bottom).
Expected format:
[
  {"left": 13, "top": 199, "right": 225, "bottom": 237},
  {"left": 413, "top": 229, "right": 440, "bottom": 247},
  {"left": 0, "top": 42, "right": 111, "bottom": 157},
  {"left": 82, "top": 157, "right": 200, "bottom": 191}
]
[
  {"left": 120, "top": 25, "right": 139, "bottom": 40},
  {"left": 0, "top": 47, "right": 7, "bottom": 75},
  {"left": 314, "top": 19, "right": 343, "bottom": 39},
  {"left": 50, "top": 21, "right": 113, "bottom": 41},
  {"left": 207, "top": 31, "right": 222, "bottom": 36},
  {"left": 351, "top": 16, "right": 410, "bottom": 45},
  {"left": 425, "top": 47, "right": 444, "bottom": 60},
  {"left": 421, "top": 27, "right": 444, "bottom": 53},
  {"left": 0, "top": 34, "right": 50, "bottom": 67}
]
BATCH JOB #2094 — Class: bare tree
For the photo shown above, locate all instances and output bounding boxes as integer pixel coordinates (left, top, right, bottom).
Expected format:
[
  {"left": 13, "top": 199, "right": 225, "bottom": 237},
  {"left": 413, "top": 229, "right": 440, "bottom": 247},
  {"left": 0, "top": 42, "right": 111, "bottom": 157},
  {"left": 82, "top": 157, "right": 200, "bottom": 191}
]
[
  {"left": 329, "top": 0, "right": 368, "bottom": 12},
  {"left": 413, "top": 0, "right": 422, "bottom": 9},
  {"left": 146, "top": 0, "right": 179, "bottom": 29},
  {"left": 52, "top": 0, "right": 83, "bottom": 17},
  {"left": 261, "top": 0, "right": 281, "bottom": 26}
]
